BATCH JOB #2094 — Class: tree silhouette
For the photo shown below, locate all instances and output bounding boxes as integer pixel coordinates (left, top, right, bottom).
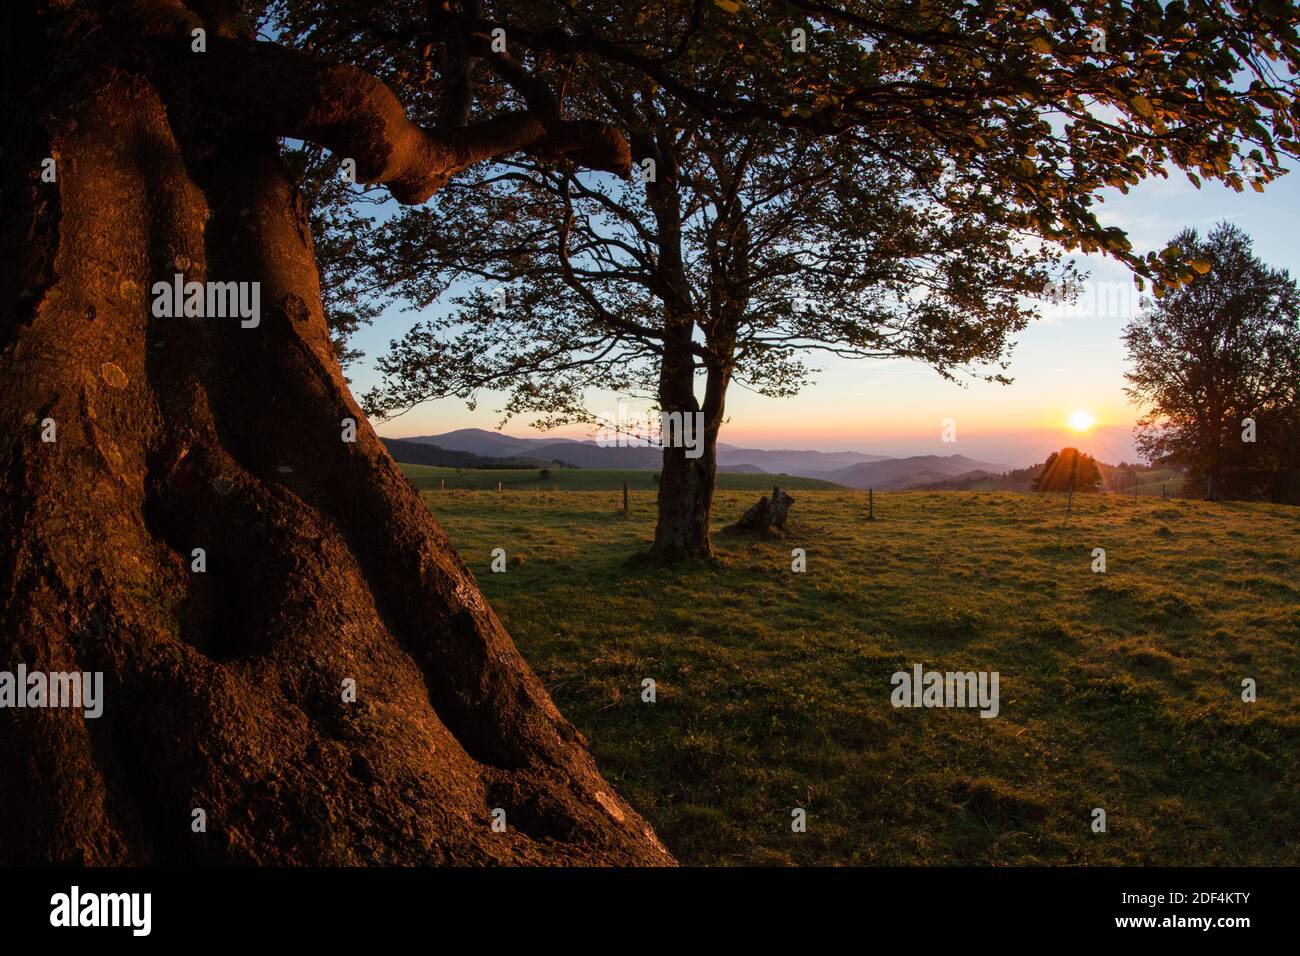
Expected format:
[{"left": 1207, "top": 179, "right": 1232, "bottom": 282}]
[
  {"left": 361, "top": 111, "right": 1058, "bottom": 561},
  {"left": 1124, "top": 223, "right": 1300, "bottom": 502},
  {"left": 1032, "top": 448, "right": 1103, "bottom": 493}
]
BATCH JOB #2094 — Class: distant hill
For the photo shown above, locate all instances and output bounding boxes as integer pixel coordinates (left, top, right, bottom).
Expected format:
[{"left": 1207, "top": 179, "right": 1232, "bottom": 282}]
[
  {"left": 398, "top": 428, "right": 566, "bottom": 459},
  {"left": 398, "top": 428, "right": 900, "bottom": 476},
  {"left": 825, "top": 455, "right": 1009, "bottom": 490},
  {"left": 911, "top": 469, "right": 1031, "bottom": 492},
  {"left": 527, "top": 442, "right": 663, "bottom": 470},
  {"left": 390, "top": 429, "right": 1191, "bottom": 495},
  {"left": 399, "top": 429, "right": 664, "bottom": 469},
  {"left": 380, "top": 437, "right": 561, "bottom": 470},
  {"left": 387, "top": 430, "right": 1187, "bottom": 497},
  {"left": 714, "top": 444, "right": 889, "bottom": 475}
]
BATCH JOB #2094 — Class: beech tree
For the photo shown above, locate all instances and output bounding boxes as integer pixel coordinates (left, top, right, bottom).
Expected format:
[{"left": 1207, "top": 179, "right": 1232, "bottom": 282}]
[
  {"left": 0, "top": 0, "right": 665, "bottom": 865},
  {"left": 1123, "top": 223, "right": 1300, "bottom": 501},
  {"left": 361, "top": 113, "right": 1058, "bottom": 560}
]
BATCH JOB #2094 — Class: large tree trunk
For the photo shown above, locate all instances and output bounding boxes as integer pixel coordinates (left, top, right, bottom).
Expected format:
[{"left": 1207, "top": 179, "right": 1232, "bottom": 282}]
[
  {"left": 650, "top": 148, "right": 747, "bottom": 564},
  {"left": 0, "top": 1, "right": 669, "bottom": 866},
  {"left": 653, "top": 334, "right": 714, "bottom": 562},
  {"left": 653, "top": 441, "right": 718, "bottom": 561},
  {"left": 638, "top": 125, "right": 741, "bottom": 564},
  {"left": 652, "top": 349, "right": 728, "bottom": 563}
]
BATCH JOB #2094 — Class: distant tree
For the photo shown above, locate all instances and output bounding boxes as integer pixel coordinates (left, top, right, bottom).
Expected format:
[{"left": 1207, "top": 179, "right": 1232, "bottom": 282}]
[
  {"left": 1123, "top": 224, "right": 1300, "bottom": 501},
  {"left": 539, "top": 468, "right": 553, "bottom": 480},
  {"left": 1033, "top": 448, "right": 1103, "bottom": 493}
]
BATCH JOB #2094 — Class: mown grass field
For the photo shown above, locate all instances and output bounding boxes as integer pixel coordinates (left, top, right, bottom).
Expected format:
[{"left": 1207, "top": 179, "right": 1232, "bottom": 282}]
[
  {"left": 399, "top": 463, "right": 842, "bottom": 492},
  {"left": 417, "top": 480, "right": 1300, "bottom": 866}
]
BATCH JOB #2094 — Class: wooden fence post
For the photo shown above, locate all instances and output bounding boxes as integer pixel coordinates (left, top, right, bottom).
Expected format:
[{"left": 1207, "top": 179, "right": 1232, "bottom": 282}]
[
  {"left": 868, "top": 488, "right": 875, "bottom": 520},
  {"left": 622, "top": 482, "right": 629, "bottom": 512}
]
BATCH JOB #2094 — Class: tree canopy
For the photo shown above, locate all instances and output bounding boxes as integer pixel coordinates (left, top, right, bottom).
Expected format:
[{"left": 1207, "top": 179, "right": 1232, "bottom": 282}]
[
  {"left": 1033, "top": 448, "right": 1104, "bottom": 493},
  {"left": 276, "top": 0, "right": 1300, "bottom": 347},
  {"left": 358, "top": 105, "right": 1062, "bottom": 427},
  {"left": 1124, "top": 222, "right": 1300, "bottom": 501}
]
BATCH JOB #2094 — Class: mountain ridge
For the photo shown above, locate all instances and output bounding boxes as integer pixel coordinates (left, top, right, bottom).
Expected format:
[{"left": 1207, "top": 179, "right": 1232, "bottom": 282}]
[{"left": 387, "top": 428, "right": 1009, "bottom": 487}]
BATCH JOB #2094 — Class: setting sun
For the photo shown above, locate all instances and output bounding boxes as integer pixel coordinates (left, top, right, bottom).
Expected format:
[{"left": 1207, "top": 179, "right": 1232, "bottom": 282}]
[{"left": 1067, "top": 409, "right": 1097, "bottom": 433}]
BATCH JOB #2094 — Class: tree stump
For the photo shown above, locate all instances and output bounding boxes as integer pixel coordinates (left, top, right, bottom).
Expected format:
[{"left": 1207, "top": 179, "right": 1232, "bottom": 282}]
[{"left": 728, "top": 486, "right": 795, "bottom": 537}]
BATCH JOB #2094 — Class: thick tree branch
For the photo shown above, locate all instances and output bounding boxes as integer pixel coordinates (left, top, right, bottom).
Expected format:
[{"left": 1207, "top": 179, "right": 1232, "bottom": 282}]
[{"left": 199, "top": 37, "right": 630, "bottom": 204}]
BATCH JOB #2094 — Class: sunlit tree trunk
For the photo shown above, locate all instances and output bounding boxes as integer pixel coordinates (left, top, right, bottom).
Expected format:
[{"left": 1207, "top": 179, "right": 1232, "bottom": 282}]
[{"left": 0, "top": 0, "right": 669, "bottom": 865}]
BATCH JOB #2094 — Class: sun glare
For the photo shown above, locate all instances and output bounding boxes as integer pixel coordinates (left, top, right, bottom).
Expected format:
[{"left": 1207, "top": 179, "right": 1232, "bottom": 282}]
[{"left": 1067, "top": 409, "right": 1097, "bottom": 433}]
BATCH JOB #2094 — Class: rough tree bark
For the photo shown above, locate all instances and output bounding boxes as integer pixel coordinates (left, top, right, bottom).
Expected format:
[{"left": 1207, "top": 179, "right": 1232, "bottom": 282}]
[{"left": 0, "top": 0, "right": 670, "bottom": 865}]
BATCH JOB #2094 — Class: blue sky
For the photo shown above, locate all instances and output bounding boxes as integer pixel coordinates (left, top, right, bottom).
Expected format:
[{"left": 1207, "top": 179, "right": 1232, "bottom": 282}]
[{"left": 353, "top": 162, "right": 1298, "bottom": 468}]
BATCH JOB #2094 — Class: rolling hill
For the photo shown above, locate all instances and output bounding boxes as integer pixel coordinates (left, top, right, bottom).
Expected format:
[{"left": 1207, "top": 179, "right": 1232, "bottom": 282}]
[
  {"left": 384, "top": 430, "right": 1183, "bottom": 498},
  {"left": 389, "top": 428, "right": 923, "bottom": 480},
  {"left": 398, "top": 428, "right": 556, "bottom": 458},
  {"left": 824, "top": 454, "right": 1009, "bottom": 490},
  {"left": 379, "top": 437, "right": 564, "bottom": 469}
]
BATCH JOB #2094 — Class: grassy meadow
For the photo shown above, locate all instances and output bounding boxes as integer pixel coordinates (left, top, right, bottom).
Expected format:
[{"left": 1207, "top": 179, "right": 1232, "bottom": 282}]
[
  {"left": 1129, "top": 467, "right": 1187, "bottom": 497},
  {"left": 399, "top": 463, "right": 843, "bottom": 492},
  {"left": 408, "top": 471, "right": 1300, "bottom": 866}
]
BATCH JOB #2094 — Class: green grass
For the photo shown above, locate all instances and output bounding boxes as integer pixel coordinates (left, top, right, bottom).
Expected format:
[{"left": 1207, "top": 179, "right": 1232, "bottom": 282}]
[
  {"left": 1116, "top": 467, "right": 1186, "bottom": 497},
  {"left": 421, "top": 485, "right": 1300, "bottom": 865},
  {"left": 398, "top": 462, "right": 843, "bottom": 492}
]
